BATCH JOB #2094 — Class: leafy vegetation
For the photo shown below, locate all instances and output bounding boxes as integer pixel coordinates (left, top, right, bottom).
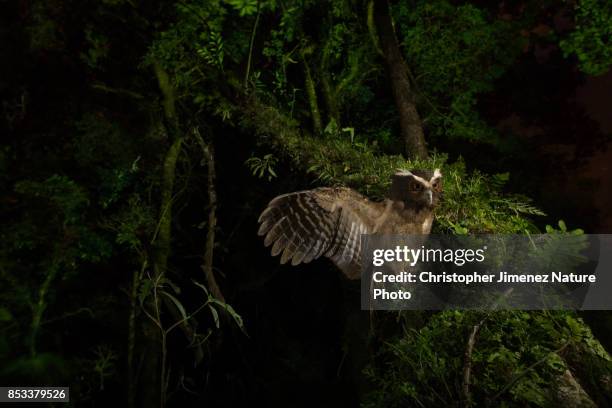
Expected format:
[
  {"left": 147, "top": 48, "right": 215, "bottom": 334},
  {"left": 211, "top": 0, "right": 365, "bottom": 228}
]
[
  {"left": 560, "top": 0, "right": 612, "bottom": 76},
  {"left": 364, "top": 311, "right": 610, "bottom": 407},
  {"left": 394, "top": 0, "right": 523, "bottom": 145}
]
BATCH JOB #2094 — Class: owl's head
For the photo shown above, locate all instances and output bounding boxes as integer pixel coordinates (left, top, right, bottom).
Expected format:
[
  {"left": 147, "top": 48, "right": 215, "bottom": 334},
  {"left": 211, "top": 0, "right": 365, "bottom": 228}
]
[{"left": 389, "top": 168, "right": 443, "bottom": 209}]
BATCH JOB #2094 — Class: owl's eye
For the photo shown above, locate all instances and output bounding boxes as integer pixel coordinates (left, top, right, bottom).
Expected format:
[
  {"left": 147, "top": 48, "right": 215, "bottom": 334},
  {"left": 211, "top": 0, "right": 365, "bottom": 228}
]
[{"left": 432, "top": 181, "right": 441, "bottom": 191}]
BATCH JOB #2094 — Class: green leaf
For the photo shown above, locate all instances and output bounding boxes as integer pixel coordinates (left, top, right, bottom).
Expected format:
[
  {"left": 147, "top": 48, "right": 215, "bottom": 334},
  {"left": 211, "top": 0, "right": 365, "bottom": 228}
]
[
  {"left": 192, "top": 279, "right": 210, "bottom": 296},
  {"left": 210, "top": 299, "right": 245, "bottom": 332},
  {"left": 225, "top": 0, "right": 258, "bottom": 16},
  {"left": 209, "top": 304, "right": 220, "bottom": 329},
  {"left": 164, "top": 278, "right": 181, "bottom": 294},
  {"left": 161, "top": 291, "right": 187, "bottom": 322},
  {"left": 558, "top": 220, "right": 567, "bottom": 232}
]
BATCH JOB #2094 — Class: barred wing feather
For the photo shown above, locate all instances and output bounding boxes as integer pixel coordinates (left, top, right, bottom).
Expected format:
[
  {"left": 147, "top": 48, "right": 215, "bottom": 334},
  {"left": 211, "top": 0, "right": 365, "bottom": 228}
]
[{"left": 257, "top": 188, "right": 370, "bottom": 279}]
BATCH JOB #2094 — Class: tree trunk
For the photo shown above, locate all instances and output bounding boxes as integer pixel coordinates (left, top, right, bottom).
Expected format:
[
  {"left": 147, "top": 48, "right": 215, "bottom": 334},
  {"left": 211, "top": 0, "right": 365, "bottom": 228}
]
[
  {"left": 154, "top": 136, "right": 183, "bottom": 276},
  {"left": 136, "top": 61, "right": 183, "bottom": 408},
  {"left": 127, "top": 258, "right": 146, "bottom": 408},
  {"left": 319, "top": 44, "right": 340, "bottom": 127},
  {"left": 373, "top": 0, "right": 428, "bottom": 160},
  {"left": 320, "top": 71, "right": 339, "bottom": 128},
  {"left": 301, "top": 47, "right": 323, "bottom": 135},
  {"left": 553, "top": 370, "right": 597, "bottom": 408}
]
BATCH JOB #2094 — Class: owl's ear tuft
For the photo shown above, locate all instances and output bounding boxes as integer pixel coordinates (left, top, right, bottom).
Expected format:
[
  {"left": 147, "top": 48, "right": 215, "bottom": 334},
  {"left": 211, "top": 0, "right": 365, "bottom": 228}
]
[
  {"left": 432, "top": 168, "right": 442, "bottom": 179},
  {"left": 394, "top": 169, "right": 413, "bottom": 177}
]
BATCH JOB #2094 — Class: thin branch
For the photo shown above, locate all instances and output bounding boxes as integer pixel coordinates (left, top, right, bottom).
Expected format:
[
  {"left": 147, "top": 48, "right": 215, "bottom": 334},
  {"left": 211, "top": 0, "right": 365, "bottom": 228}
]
[
  {"left": 41, "top": 308, "right": 94, "bottom": 325},
  {"left": 140, "top": 272, "right": 163, "bottom": 330},
  {"left": 193, "top": 127, "right": 226, "bottom": 303},
  {"left": 91, "top": 83, "right": 145, "bottom": 100},
  {"left": 462, "top": 316, "right": 486, "bottom": 407},
  {"left": 166, "top": 300, "right": 212, "bottom": 334},
  {"left": 462, "top": 288, "right": 514, "bottom": 406},
  {"left": 244, "top": 0, "right": 262, "bottom": 89}
]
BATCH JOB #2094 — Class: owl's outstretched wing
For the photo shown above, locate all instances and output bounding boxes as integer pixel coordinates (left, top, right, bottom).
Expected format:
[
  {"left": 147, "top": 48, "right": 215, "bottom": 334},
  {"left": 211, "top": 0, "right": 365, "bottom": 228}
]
[{"left": 257, "top": 187, "right": 373, "bottom": 279}]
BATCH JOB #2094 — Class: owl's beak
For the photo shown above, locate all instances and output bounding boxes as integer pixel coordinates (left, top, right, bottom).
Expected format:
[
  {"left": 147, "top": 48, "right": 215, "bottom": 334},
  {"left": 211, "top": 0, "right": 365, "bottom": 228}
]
[{"left": 426, "top": 190, "right": 433, "bottom": 206}]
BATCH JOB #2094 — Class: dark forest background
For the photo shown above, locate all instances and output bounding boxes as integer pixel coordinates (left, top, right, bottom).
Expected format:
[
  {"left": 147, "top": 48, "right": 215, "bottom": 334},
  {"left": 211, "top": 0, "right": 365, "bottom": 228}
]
[{"left": 1, "top": 0, "right": 612, "bottom": 406}]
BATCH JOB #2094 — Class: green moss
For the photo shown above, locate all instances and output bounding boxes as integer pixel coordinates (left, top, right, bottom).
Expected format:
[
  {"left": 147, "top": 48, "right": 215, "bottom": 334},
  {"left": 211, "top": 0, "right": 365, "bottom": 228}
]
[{"left": 241, "top": 98, "right": 544, "bottom": 234}]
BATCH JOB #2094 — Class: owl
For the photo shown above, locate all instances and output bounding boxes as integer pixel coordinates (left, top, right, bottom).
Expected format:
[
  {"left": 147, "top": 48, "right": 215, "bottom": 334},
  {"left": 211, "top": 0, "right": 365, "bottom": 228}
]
[{"left": 257, "top": 169, "right": 443, "bottom": 279}]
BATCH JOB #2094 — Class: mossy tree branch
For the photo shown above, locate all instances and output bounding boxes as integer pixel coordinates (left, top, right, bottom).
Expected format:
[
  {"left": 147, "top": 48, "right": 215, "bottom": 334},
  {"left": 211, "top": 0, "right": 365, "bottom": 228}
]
[
  {"left": 29, "top": 262, "right": 59, "bottom": 357},
  {"left": 139, "top": 60, "right": 184, "bottom": 408},
  {"left": 301, "top": 44, "right": 323, "bottom": 135},
  {"left": 319, "top": 40, "right": 340, "bottom": 126},
  {"left": 239, "top": 96, "right": 542, "bottom": 234},
  {"left": 153, "top": 136, "right": 182, "bottom": 276}
]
